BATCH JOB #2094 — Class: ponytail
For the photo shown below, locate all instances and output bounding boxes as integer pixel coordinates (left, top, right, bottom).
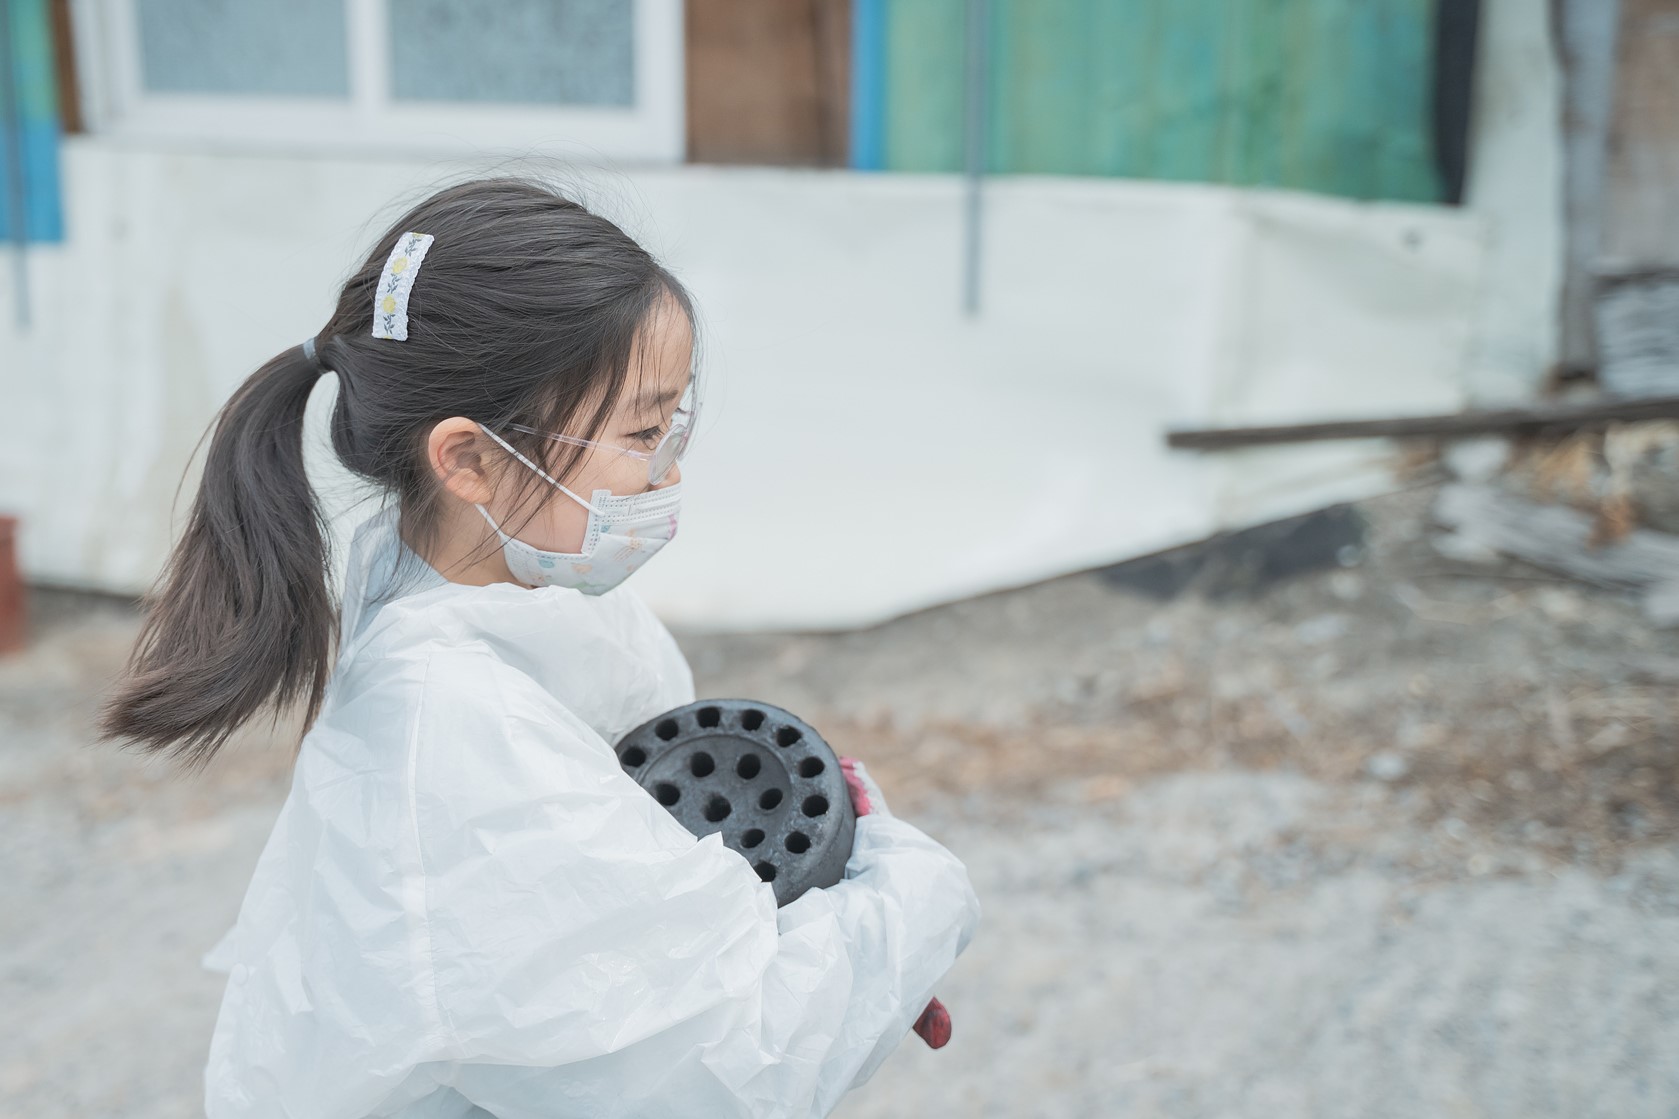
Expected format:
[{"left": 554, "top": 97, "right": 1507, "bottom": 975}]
[
  {"left": 99, "top": 343, "right": 336, "bottom": 770},
  {"left": 101, "top": 176, "right": 700, "bottom": 769}
]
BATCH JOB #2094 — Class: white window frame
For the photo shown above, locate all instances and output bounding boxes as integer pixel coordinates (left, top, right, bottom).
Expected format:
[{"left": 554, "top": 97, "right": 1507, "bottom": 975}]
[{"left": 73, "top": 0, "right": 684, "bottom": 162}]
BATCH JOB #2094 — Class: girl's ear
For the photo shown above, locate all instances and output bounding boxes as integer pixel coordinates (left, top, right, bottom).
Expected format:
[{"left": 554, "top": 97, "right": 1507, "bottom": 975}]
[{"left": 426, "top": 418, "right": 500, "bottom": 506}]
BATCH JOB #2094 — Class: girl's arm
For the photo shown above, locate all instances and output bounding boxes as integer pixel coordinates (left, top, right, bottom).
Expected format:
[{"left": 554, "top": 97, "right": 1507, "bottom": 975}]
[{"left": 407, "top": 647, "right": 979, "bottom": 1119}]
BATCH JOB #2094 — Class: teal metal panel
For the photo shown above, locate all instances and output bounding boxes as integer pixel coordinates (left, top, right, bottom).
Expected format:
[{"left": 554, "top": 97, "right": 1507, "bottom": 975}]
[
  {"left": 883, "top": 0, "right": 965, "bottom": 172},
  {"left": 877, "top": 0, "right": 1443, "bottom": 203},
  {"left": 851, "top": 0, "right": 889, "bottom": 169},
  {"left": 0, "top": 0, "right": 63, "bottom": 242}
]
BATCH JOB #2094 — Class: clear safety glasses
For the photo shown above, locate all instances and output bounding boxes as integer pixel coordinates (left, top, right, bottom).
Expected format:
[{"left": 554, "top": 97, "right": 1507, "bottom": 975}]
[{"left": 505, "top": 385, "right": 697, "bottom": 486}]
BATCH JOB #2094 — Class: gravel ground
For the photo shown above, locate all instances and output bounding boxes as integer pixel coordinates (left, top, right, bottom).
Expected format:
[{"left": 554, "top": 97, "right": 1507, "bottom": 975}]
[{"left": 2, "top": 484, "right": 1676, "bottom": 1118}]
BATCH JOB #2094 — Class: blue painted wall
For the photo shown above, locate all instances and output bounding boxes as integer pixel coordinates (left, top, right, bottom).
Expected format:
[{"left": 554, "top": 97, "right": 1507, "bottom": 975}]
[{"left": 1, "top": 0, "right": 64, "bottom": 242}]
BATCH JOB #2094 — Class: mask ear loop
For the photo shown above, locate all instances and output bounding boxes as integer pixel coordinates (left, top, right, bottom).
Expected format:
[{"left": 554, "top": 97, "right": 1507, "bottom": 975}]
[{"left": 476, "top": 424, "right": 605, "bottom": 516}]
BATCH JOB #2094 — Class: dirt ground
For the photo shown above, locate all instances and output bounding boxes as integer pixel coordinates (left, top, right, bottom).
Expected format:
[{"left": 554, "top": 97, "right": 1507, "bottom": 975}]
[{"left": 2, "top": 484, "right": 1676, "bottom": 1118}]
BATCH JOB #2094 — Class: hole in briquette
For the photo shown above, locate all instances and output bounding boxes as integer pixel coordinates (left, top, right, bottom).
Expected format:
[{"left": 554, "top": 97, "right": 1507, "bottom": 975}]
[
  {"left": 703, "top": 795, "right": 731, "bottom": 823},
  {"left": 798, "top": 757, "right": 825, "bottom": 778},
  {"left": 741, "top": 828, "right": 765, "bottom": 848},
  {"left": 655, "top": 719, "right": 679, "bottom": 741},
  {"left": 759, "top": 788, "right": 784, "bottom": 810},
  {"left": 776, "top": 726, "right": 803, "bottom": 748},
  {"left": 736, "top": 753, "right": 762, "bottom": 780},
  {"left": 621, "top": 746, "right": 647, "bottom": 767},
  {"left": 689, "top": 751, "right": 715, "bottom": 777},
  {"left": 697, "top": 706, "right": 721, "bottom": 728},
  {"left": 741, "top": 709, "right": 766, "bottom": 731},
  {"left": 655, "top": 783, "right": 680, "bottom": 806},
  {"left": 785, "top": 831, "right": 811, "bottom": 854},
  {"left": 754, "top": 861, "right": 778, "bottom": 882},
  {"left": 802, "top": 795, "right": 829, "bottom": 818}
]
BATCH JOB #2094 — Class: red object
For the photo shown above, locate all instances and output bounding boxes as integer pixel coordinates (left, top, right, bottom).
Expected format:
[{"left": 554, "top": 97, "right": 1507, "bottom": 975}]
[
  {"left": 839, "top": 755, "right": 951, "bottom": 1051},
  {"left": 0, "top": 516, "right": 26, "bottom": 656},
  {"left": 839, "top": 756, "right": 873, "bottom": 817},
  {"left": 912, "top": 998, "right": 952, "bottom": 1049}
]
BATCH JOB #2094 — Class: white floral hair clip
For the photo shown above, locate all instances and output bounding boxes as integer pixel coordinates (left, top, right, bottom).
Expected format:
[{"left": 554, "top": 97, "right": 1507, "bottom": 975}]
[{"left": 371, "top": 231, "right": 435, "bottom": 341}]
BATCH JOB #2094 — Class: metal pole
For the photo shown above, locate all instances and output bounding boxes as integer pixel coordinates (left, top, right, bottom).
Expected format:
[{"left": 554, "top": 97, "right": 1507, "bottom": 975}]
[
  {"left": 0, "top": 0, "right": 31, "bottom": 328},
  {"left": 961, "top": 0, "right": 988, "bottom": 317}
]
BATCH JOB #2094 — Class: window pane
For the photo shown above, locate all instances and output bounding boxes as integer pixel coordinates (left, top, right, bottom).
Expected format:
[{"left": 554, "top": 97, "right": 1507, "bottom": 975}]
[
  {"left": 135, "top": 0, "right": 349, "bottom": 97},
  {"left": 389, "top": 0, "right": 634, "bottom": 107}
]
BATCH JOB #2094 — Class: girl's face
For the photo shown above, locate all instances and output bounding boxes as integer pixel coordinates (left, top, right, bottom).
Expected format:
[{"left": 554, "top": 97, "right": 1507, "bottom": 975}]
[{"left": 484, "top": 293, "right": 694, "bottom": 559}]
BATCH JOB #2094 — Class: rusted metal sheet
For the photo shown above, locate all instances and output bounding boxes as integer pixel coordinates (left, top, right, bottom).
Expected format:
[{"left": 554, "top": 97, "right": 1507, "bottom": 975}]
[
  {"left": 1596, "top": 0, "right": 1679, "bottom": 395},
  {"left": 1601, "top": 0, "right": 1679, "bottom": 269}
]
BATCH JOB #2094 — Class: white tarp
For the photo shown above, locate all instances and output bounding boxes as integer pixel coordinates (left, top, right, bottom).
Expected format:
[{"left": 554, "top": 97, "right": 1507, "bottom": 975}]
[{"left": 1, "top": 149, "right": 1481, "bottom": 629}]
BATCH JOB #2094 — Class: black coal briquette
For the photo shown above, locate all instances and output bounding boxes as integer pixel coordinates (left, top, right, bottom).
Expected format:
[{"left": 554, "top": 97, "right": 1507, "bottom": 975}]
[{"left": 614, "top": 699, "right": 856, "bottom": 906}]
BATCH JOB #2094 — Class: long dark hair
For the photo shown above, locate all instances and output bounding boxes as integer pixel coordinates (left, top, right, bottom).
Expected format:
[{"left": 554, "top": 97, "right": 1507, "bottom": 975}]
[{"left": 99, "top": 178, "right": 696, "bottom": 770}]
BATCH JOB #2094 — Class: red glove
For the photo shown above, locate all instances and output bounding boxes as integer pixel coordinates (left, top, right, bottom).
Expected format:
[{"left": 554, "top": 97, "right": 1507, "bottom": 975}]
[
  {"left": 911, "top": 997, "right": 952, "bottom": 1048},
  {"left": 839, "top": 756, "right": 952, "bottom": 1051},
  {"left": 839, "top": 755, "right": 877, "bottom": 818}
]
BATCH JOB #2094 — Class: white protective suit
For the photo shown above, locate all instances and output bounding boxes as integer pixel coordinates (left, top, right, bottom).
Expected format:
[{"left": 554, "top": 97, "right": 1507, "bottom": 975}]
[{"left": 201, "top": 504, "right": 980, "bottom": 1118}]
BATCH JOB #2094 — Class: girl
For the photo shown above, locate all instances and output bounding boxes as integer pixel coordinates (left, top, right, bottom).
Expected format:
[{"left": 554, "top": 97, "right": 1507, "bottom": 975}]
[{"left": 99, "top": 179, "right": 979, "bottom": 1118}]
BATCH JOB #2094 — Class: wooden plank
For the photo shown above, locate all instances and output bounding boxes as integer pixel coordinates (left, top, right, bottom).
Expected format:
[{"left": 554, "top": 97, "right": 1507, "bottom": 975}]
[
  {"left": 1647, "top": 582, "right": 1679, "bottom": 626},
  {"left": 813, "top": 0, "right": 851, "bottom": 165},
  {"left": 0, "top": 517, "right": 25, "bottom": 656},
  {"left": 48, "top": 0, "right": 77, "bottom": 134},
  {"left": 1434, "top": 483, "right": 1679, "bottom": 594},
  {"left": 1165, "top": 395, "right": 1679, "bottom": 449},
  {"left": 1601, "top": 0, "right": 1679, "bottom": 269},
  {"left": 1595, "top": 0, "right": 1679, "bottom": 395},
  {"left": 1597, "top": 272, "right": 1679, "bottom": 397},
  {"left": 684, "top": 0, "right": 850, "bottom": 167}
]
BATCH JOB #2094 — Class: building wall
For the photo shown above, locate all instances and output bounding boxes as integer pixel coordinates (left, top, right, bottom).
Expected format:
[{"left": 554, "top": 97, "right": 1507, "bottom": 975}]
[
  {"left": 0, "top": 0, "right": 1573, "bottom": 629},
  {"left": 1, "top": 146, "right": 1484, "bottom": 627},
  {"left": 1458, "top": 0, "right": 1565, "bottom": 402},
  {"left": 1596, "top": 0, "right": 1679, "bottom": 397}
]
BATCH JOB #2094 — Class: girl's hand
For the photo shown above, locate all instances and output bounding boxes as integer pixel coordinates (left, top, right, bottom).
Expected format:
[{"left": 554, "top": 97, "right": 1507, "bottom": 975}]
[
  {"left": 839, "top": 756, "right": 887, "bottom": 818},
  {"left": 912, "top": 998, "right": 952, "bottom": 1049},
  {"left": 839, "top": 755, "right": 951, "bottom": 1050}
]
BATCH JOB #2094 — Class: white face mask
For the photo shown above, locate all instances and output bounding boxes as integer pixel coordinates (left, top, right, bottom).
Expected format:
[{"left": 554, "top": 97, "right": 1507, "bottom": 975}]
[{"left": 475, "top": 425, "right": 681, "bottom": 595}]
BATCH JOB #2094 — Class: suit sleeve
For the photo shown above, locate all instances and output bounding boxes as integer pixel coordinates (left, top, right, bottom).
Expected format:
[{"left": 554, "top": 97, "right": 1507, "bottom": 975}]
[{"left": 407, "top": 649, "right": 981, "bottom": 1119}]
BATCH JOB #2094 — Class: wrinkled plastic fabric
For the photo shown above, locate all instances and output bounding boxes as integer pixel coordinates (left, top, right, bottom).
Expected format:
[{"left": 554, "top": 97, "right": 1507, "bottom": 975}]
[{"left": 201, "top": 505, "right": 981, "bottom": 1118}]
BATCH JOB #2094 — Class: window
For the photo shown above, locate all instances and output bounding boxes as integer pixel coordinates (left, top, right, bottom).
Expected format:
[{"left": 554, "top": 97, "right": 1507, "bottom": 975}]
[
  {"left": 80, "top": 0, "right": 683, "bottom": 161},
  {"left": 133, "top": 0, "right": 352, "bottom": 97}
]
